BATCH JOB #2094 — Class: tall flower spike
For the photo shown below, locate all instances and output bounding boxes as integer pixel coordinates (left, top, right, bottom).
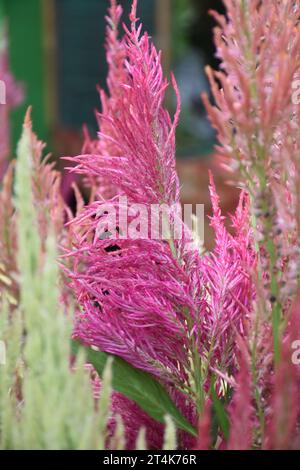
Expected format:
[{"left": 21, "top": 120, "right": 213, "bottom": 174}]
[
  {"left": 0, "top": 108, "right": 70, "bottom": 311},
  {"left": 198, "top": 173, "right": 255, "bottom": 374},
  {"left": 203, "top": 1, "right": 300, "bottom": 317},
  {"left": 22, "top": 108, "right": 66, "bottom": 248},
  {"left": 66, "top": 1, "right": 189, "bottom": 384},
  {"left": 66, "top": 4, "right": 200, "bottom": 446},
  {"left": 66, "top": 0, "right": 255, "bottom": 448}
]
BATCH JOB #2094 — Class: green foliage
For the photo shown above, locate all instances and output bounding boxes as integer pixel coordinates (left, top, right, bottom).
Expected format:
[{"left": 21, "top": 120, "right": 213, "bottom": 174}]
[{"left": 81, "top": 345, "right": 197, "bottom": 437}]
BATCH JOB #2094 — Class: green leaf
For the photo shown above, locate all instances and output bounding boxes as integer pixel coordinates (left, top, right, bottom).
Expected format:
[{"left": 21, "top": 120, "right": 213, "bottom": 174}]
[{"left": 75, "top": 342, "right": 197, "bottom": 437}]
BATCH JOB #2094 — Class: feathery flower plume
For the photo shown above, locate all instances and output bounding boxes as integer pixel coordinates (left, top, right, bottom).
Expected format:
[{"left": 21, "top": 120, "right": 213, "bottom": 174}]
[
  {"left": 0, "top": 108, "right": 69, "bottom": 310},
  {"left": 203, "top": 0, "right": 300, "bottom": 319},
  {"left": 66, "top": 0, "right": 187, "bottom": 383},
  {"left": 198, "top": 173, "right": 255, "bottom": 375},
  {"left": 204, "top": 0, "right": 300, "bottom": 449},
  {"left": 65, "top": 1, "right": 195, "bottom": 448},
  {"left": 65, "top": 0, "right": 256, "bottom": 449}
]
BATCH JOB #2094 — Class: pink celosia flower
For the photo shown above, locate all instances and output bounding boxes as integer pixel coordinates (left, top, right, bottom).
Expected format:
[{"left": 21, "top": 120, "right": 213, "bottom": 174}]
[
  {"left": 198, "top": 173, "right": 256, "bottom": 375},
  {"left": 66, "top": 0, "right": 255, "bottom": 448},
  {"left": 203, "top": 0, "right": 300, "bottom": 310},
  {"left": 0, "top": 109, "right": 70, "bottom": 311},
  {"left": 203, "top": 1, "right": 300, "bottom": 450},
  {"left": 66, "top": 0, "right": 188, "bottom": 383}
]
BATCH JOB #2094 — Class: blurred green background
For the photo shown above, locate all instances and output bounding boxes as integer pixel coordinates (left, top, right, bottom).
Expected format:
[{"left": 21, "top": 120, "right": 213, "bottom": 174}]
[
  {"left": 0, "top": 0, "right": 225, "bottom": 159},
  {"left": 1, "top": 0, "right": 47, "bottom": 150}
]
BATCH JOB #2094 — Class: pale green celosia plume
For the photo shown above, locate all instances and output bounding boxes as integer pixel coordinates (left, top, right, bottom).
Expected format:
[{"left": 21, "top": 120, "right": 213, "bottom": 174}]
[
  {"left": 163, "top": 415, "right": 177, "bottom": 450},
  {"left": 136, "top": 427, "right": 147, "bottom": 450},
  {"left": 0, "top": 301, "right": 23, "bottom": 448},
  {"left": 0, "top": 112, "right": 113, "bottom": 450}
]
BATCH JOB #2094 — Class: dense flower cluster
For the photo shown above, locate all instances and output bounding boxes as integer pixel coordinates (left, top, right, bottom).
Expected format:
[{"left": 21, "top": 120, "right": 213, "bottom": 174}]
[{"left": 66, "top": 0, "right": 258, "bottom": 449}]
